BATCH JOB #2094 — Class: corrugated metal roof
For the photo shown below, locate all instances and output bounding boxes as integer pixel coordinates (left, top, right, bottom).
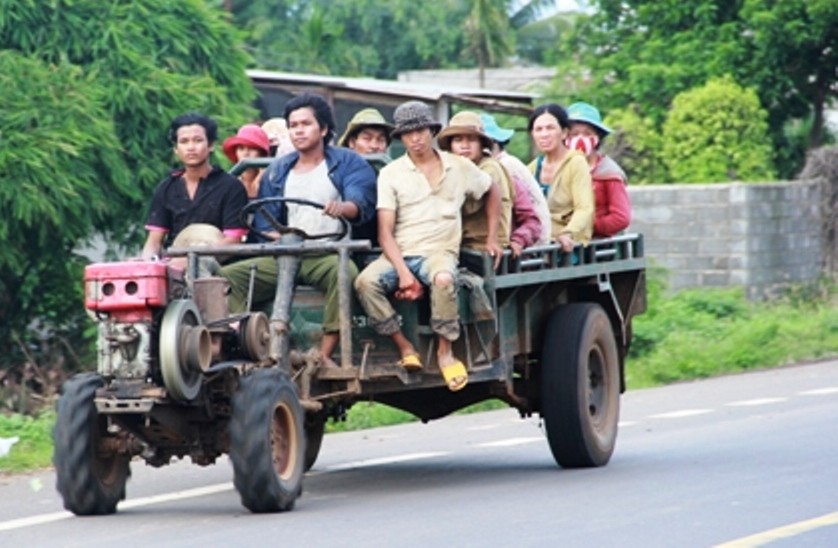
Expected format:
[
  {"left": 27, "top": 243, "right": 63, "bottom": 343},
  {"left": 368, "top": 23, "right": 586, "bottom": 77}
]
[{"left": 246, "top": 69, "right": 536, "bottom": 108}]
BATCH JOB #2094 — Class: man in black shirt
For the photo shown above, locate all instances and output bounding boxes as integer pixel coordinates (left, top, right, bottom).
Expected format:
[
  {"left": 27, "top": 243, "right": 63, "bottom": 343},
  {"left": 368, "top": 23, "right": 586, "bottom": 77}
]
[{"left": 141, "top": 113, "right": 248, "bottom": 259}]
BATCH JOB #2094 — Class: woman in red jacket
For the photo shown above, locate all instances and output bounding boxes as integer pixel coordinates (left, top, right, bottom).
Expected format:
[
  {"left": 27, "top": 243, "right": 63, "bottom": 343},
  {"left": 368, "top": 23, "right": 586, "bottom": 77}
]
[{"left": 566, "top": 102, "right": 631, "bottom": 238}]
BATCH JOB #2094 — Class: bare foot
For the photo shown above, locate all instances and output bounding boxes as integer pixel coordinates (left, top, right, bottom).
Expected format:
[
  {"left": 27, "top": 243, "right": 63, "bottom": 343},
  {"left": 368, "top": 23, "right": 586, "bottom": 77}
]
[{"left": 320, "top": 355, "right": 339, "bottom": 369}]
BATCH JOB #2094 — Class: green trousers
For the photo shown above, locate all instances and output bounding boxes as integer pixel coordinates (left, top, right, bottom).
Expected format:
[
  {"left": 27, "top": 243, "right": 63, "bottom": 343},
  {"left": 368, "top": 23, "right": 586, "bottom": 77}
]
[{"left": 220, "top": 255, "right": 358, "bottom": 333}]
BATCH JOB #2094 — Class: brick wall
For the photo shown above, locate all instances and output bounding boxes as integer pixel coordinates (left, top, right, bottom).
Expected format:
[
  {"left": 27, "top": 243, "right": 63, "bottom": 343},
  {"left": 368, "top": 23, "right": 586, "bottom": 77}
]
[{"left": 627, "top": 180, "right": 823, "bottom": 298}]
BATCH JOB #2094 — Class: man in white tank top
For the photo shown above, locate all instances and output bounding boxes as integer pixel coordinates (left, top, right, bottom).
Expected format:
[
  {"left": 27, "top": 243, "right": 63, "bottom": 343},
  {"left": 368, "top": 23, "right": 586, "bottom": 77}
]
[{"left": 221, "top": 94, "right": 377, "bottom": 368}]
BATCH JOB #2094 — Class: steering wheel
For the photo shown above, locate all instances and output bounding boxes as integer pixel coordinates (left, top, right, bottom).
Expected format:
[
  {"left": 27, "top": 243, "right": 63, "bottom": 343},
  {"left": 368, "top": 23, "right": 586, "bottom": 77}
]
[{"left": 242, "top": 197, "right": 350, "bottom": 242}]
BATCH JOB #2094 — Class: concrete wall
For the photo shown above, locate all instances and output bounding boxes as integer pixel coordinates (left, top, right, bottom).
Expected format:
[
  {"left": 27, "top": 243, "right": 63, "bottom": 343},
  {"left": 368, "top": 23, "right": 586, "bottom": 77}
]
[{"left": 627, "top": 180, "right": 823, "bottom": 298}]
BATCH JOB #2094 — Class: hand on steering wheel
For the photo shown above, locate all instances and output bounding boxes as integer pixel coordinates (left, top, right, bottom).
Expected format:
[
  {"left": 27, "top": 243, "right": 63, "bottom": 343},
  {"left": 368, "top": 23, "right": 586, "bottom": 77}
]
[{"left": 242, "top": 197, "right": 350, "bottom": 242}]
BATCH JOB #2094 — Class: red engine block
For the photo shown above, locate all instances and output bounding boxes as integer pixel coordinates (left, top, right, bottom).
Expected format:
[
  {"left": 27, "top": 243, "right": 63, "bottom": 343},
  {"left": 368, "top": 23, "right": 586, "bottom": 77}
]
[{"left": 85, "top": 261, "right": 183, "bottom": 322}]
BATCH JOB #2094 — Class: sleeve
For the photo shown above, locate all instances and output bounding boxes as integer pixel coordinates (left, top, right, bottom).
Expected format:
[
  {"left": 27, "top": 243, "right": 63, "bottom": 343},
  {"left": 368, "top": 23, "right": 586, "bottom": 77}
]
[
  {"left": 144, "top": 181, "right": 171, "bottom": 233},
  {"left": 220, "top": 178, "right": 249, "bottom": 238},
  {"left": 465, "top": 160, "right": 492, "bottom": 199},
  {"left": 594, "top": 176, "right": 632, "bottom": 237},
  {"left": 509, "top": 177, "right": 542, "bottom": 248},
  {"left": 337, "top": 151, "right": 378, "bottom": 225},
  {"left": 252, "top": 160, "right": 286, "bottom": 235},
  {"left": 562, "top": 155, "right": 595, "bottom": 244},
  {"left": 376, "top": 168, "right": 398, "bottom": 211}
]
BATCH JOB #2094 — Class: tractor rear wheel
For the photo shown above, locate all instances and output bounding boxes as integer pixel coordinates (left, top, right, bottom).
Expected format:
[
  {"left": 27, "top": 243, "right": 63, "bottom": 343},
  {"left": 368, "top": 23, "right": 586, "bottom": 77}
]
[{"left": 540, "top": 303, "right": 620, "bottom": 468}]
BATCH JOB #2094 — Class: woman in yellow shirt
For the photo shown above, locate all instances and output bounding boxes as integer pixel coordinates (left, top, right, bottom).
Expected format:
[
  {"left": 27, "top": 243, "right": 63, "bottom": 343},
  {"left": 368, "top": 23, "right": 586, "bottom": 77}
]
[{"left": 528, "top": 103, "right": 594, "bottom": 253}]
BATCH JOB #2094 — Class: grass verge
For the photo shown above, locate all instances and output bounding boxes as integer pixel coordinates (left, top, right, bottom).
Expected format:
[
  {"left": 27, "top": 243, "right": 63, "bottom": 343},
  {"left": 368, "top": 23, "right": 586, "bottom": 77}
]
[{"left": 0, "top": 411, "right": 54, "bottom": 474}]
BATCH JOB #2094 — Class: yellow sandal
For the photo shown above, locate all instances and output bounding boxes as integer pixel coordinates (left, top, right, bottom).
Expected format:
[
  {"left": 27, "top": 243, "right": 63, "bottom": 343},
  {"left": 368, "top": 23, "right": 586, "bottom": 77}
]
[
  {"left": 440, "top": 359, "right": 468, "bottom": 392},
  {"left": 397, "top": 353, "right": 423, "bottom": 371}
]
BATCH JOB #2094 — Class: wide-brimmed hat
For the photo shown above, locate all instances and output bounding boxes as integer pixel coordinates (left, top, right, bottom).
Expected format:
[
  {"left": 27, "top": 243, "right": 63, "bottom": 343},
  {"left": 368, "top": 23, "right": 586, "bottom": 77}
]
[
  {"left": 391, "top": 101, "right": 442, "bottom": 138},
  {"left": 338, "top": 108, "right": 394, "bottom": 147},
  {"left": 170, "top": 223, "right": 224, "bottom": 248},
  {"left": 260, "top": 118, "right": 289, "bottom": 144},
  {"left": 437, "top": 111, "right": 493, "bottom": 151},
  {"left": 222, "top": 124, "right": 270, "bottom": 163},
  {"left": 566, "top": 102, "right": 612, "bottom": 135},
  {"left": 479, "top": 113, "right": 515, "bottom": 143}
]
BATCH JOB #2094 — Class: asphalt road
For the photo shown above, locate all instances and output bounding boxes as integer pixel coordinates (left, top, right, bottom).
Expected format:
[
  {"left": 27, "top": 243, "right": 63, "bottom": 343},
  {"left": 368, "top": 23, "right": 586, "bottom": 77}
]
[{"left": 1, "top": 360, "right": 836, "bottom": 547}]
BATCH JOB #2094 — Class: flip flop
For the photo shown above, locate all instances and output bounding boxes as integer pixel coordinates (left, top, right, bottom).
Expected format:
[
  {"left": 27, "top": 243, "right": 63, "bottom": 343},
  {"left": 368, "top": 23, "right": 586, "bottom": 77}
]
[
  {"left": 439, "top": 359, "right": 468, "bottom": 392},
  {"left": 397, "top": 353, "right": 423, "bottom": 371}
]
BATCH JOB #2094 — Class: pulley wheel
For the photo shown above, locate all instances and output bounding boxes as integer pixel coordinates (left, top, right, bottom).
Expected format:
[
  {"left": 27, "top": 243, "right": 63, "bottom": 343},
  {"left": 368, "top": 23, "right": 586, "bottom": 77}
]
[
  {"left": 241, "top": 312, "right": 270, "bottom": 361},
  {"left": 160, "top": 299, "right": 205, "bottom": 401}
]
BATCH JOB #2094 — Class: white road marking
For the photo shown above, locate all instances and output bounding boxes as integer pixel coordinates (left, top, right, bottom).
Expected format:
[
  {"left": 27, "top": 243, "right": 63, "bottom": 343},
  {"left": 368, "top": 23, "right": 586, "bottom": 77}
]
[
  {"left": 618, "top": 421, "right": 638, "bottom": 427},
  {"left": 466, "top": 423, "right": 504, "bottom": 431},
  {"left": 0, "top": 482, "right": 233, "bottom": 532},
  {"left": 725, "top": 398, "right": 788, "bottom": 407},
  {"left": 714, "top": 510, "right": 838, "bottom": 547},
  {"left": 476, "top": 437, "right": 542, "bottom": 448},
  {"left": 0, "top": 453, "right": 450, "bottom": 531},
  {"left": 315, "top": 451, "right": 448, "bottom": 473},
  {"left": 648, "top": 409, "right": 714, "bottom": 419},
  {"left": 798, "top": 387, "right": 838, "bottom": 396}
]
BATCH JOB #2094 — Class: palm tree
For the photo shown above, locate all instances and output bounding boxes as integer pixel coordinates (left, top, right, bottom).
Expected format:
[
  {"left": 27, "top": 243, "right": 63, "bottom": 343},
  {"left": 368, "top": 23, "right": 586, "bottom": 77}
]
[{"left": 464, "top": 0, "right": 560, "bottom": 88}]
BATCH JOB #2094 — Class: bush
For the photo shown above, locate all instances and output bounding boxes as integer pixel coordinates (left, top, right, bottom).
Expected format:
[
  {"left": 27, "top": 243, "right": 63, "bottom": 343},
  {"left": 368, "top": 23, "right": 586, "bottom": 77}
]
[
  {"left": 662, "top": 76, "right": 776, "bottom": 183},
  {"left": 627, "top": 277, "right": 838, "bottom": 387},
  {"left": 603, "top": 106, "right": 670, "bottom": 184}
]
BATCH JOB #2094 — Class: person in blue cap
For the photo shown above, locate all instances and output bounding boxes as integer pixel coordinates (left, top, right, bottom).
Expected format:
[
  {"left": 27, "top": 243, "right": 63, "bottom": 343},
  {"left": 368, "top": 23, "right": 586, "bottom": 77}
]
[
  {"left": 480, "top": 113, "right": 551, "bottom": 246},
  {"left": 566, "top": 102, "right": 631, "bottom": 238}
]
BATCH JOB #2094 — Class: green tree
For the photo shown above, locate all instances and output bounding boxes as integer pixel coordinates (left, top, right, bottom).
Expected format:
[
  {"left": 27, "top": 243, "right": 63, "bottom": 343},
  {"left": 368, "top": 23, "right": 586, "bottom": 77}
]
[
  {"left": 662, "top": 77, "right": 775, "bottom": 183},
  {"left": 602, "top": 107, "right": 669, "bottom": 184},
  {"left": 556, "top": 0, "right": 838, "bottom": 178},
  {"left": 464, "top": 0, "right": 514, "bottom": 88},
  {"left": 219, "top": 0, "right": 469, "bottom": 78},
  {"left": 740, "top": 0, "right": 838, "bottom": 149},
  {"left": 0, "top": 0, "right": 256, "bottom": 367},
  {"left": 516, "top": 12, "right": 577, "bottom": 66},
  {"left": 217, "top": 0, "right": 560, "bottom": 79}
]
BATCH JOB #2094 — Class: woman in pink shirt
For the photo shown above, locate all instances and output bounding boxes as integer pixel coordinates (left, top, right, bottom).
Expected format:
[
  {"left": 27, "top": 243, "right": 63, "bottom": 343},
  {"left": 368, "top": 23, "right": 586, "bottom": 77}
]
[{"left": 566, "top": 102, "right": 631, "bottom": 238}]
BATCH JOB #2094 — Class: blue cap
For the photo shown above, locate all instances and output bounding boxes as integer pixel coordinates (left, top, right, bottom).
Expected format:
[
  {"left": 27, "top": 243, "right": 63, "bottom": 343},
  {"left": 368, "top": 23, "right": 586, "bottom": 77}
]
[
  {"left": 480, "top": 113, "right": 515, "bottom": 143},
  {"left": 566, "top": 102, "right": 612, "bottom": 135}
]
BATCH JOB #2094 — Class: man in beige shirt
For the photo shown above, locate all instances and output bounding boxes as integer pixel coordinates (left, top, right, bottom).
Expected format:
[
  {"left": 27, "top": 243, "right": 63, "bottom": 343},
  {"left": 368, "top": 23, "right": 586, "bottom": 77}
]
[{"left": 354, "top": 101, "right": 502, "bottom": 391}]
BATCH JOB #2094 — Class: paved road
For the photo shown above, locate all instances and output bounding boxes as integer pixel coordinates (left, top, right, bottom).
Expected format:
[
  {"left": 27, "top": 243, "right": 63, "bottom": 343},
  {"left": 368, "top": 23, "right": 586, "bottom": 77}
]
[{"left": 1, "top": 360, "right": 836, "bottom": 547}]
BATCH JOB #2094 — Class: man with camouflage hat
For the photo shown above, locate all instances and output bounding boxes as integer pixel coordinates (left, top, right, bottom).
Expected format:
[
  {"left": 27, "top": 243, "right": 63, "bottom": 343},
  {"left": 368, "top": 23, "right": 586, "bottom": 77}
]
[
  {"left": 338, "top": 108, "right": 393, "bottom": 156},
  {"left": 354, "top": 100, "right": 502, "bottom": 392}
]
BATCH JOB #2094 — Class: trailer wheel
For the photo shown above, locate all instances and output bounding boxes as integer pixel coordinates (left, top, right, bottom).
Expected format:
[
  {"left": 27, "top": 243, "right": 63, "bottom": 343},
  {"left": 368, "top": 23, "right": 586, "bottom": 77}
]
[
  {"left": 53, "top": 373, "right": 130, "bottom": 515},
  {"left": 230, "top": 369, "right": 304, "bottom": 512},
  {"left": 303, "top": 412, "right": 326, "bottom": 472},
  {"left": 540, "top": 303, "right": 620, "bottom": 468}
]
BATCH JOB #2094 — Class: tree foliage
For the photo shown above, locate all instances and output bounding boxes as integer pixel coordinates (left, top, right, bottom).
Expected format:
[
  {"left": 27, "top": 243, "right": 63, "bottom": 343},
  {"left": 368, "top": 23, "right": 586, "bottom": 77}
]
[
  {"left": 602, "top": 107, "right": 669, "bottom": 184},
  {"left": 0, "top": 0, "right": 257, "bottom": 367},
  {"left": 662, "top": 78, "right": 775, "bottom": 183},
  {"left": 555, "top": 0, "right": 838, "bottom": 178},
  {"left": 216, "top": 0, "right": 561, "bottom": 79}
]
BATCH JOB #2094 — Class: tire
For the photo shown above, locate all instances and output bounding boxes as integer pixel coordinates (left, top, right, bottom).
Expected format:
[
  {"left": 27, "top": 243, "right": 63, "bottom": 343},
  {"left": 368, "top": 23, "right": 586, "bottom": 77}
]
[
  {"left": 303, "top": 412, "right": 326, "bottom": 472},
  {"left": 53, "top": 373, "right": 130, "bottom": 515},
  {"left": 540, "top": 303, "right": 620, "bottom": 468},
  {"left": 230, "top": 369, "right": 304, "bottom": 512}
]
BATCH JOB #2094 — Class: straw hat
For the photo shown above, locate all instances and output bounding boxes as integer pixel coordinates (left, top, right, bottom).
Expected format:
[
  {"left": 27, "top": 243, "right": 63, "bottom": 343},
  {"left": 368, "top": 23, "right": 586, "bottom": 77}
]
[
  {"left": 261, "top": 118, "right": 289, "bottom": 143},
  {"left": 436, "top": 111, "right": 493, "bottom": 151},
  {"left": 170, "top": 224, "right": 224, "bottom": 248}
]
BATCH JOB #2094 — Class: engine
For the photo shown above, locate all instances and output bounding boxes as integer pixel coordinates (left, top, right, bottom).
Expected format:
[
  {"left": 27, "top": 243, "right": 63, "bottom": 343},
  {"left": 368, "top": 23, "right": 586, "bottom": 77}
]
[{"left": 84, "top": 261, "right": 186, "bottom": 380}]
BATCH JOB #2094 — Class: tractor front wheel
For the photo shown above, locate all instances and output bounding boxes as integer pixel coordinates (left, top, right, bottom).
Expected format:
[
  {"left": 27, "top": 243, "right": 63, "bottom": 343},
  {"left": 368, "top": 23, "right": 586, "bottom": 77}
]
[
  {"left": 230, "top": 369, "right": 304, "bottom": 512},
  {"left": 53, "top": 373, "right": 130, "bottom": 515}
]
